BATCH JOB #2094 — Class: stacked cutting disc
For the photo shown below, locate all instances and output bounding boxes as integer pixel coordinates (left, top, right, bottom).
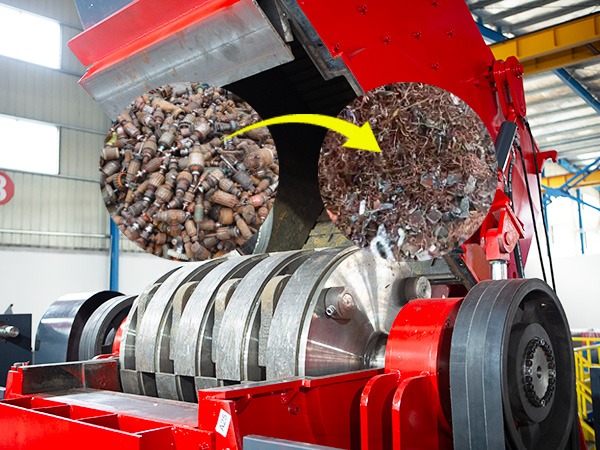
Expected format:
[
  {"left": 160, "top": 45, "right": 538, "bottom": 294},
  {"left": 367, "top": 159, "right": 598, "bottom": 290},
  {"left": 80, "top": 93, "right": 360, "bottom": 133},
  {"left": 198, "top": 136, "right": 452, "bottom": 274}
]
[{"left": 118, "top": 248, "right": 417, "bottom": 401}]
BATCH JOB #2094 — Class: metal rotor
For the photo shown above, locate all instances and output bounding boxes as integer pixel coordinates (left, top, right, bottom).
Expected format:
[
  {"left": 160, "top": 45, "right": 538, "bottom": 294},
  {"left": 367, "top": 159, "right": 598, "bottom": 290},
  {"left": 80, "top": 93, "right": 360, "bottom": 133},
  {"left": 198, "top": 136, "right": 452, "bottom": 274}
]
[
  {"left": 119, "top": 267, "right": 179, "bottom": 395},
  {"left": 268, "top": 247, "right": 415, "bottom": 379},
  {"left": 117, "top": 248, "right": 421, "bottom": 401}
]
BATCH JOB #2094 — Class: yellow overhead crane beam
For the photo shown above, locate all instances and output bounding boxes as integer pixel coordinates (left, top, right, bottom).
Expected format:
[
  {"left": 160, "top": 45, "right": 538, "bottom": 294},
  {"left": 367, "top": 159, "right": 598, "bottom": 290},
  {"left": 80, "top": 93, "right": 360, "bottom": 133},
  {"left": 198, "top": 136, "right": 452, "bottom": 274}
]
[
  {"left": 490, "top": 13, "right": 600, "bottom": 76},
  {"left": 542, "top": 170, "right": 600, "bottom": 189}
]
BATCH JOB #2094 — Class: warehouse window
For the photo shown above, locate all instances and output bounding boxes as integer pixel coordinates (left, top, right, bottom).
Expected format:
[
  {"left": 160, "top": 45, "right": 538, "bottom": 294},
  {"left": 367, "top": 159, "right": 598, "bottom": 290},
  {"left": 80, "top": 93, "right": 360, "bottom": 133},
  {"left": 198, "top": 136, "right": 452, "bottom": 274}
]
[
  {"left": 0, "top": 115, "right": 59, "bottom": 175},
  {"left": 0, "top": 4, "right": 61, "bottom": 69}
]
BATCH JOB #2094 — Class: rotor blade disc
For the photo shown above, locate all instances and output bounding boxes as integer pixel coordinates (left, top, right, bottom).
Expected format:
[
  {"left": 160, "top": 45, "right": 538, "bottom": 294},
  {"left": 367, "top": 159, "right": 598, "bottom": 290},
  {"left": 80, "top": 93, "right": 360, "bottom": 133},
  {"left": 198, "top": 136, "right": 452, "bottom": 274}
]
[
  {"left": 300, "top": 250, "right": 412, "bottom": 377},
  {"left": 216, "top": 250, "right": 312, "bottom": 382},
  {"left": 172, "top": 254, "right": 267, "bottom": 399},
  {"left": 267, "top": 248, "right": 413, "bottom": 379},
  {"left": 119, "top": 267, "right": 186, "bottom": 394},
  {"left": 79, "top": 294, "right": 136, "bottom": 360},
  {"left": 136, "top": 261, "right": 222, "bottom": 397}
]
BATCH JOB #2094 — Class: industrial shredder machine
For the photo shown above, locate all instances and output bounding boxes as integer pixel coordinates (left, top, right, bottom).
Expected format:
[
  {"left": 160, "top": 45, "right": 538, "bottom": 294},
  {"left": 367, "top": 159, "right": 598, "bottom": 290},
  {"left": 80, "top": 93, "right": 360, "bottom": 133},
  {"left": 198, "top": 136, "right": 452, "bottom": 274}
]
[{"left": 0, "top": 0, "right": 582, "bottom": 449}]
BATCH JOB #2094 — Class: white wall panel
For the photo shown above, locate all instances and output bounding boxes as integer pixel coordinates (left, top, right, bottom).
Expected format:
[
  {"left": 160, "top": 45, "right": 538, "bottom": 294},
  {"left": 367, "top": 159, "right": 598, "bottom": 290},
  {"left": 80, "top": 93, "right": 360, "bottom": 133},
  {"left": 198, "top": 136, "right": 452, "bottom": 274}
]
[
  {"left": 60, "top": 128, "right": 106, "bottom": 179},
  {"left": 525, "top": 251, "right": 600, "bottom": 330},
  {"left": 0, "top": 1, "right": 111, "bottom": 251},
  {"left": 0, "top": 57, "right": 109, "bottom": 132},
  {"left": 0, "top": 0, "right": 82, "bottom": 27},
  {"left": 0, "top": 246, "right": 109, "bottom": 342},
  {"left": 0, "top": 170, "right": 108, "bottom": 249},
  {"left": 60, "top": 24, "right": 86, "bottom": 76},
  {"left": 0, "top": 246, "right": 182, "bottom": 342},
  {"left": 119, "top": 252, "right": 183, "bottom": 295}
]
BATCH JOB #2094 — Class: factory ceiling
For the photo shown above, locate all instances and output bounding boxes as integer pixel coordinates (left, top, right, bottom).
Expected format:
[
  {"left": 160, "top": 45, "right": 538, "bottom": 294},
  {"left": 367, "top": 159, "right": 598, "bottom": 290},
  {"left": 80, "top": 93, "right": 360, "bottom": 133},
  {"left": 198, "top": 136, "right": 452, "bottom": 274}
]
[{"left": 467, "top": 0, "right": 600, "bottom": 172}]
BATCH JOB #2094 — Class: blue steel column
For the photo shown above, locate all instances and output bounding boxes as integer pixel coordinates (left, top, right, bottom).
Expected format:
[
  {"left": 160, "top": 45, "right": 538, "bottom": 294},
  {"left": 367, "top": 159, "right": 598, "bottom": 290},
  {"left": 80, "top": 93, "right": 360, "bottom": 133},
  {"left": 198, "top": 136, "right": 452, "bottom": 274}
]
[
  {"left": 109, "top": 218, "right": 119, "bottom": 291},
  {"left": 576, "top": 189, "right": 585, "bottom": 254},
  {"left": 554, "top": 69, "right": 600, "bottom": 115}
]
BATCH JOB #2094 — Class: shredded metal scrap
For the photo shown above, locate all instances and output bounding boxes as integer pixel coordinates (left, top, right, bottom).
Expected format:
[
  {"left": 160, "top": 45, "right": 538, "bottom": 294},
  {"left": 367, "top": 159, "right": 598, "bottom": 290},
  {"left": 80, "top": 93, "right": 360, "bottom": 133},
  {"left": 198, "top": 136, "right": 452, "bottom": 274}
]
[{"left": 319, "top": 82, "right": 497, "bottom": 261}]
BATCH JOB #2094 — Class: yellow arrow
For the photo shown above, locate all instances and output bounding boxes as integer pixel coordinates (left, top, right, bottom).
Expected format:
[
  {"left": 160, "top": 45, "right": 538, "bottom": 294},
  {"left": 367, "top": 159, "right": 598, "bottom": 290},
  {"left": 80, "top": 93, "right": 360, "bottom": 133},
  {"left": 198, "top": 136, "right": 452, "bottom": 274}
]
[{"left": 221, "top": 113, "right": 381, "bottom": 152}]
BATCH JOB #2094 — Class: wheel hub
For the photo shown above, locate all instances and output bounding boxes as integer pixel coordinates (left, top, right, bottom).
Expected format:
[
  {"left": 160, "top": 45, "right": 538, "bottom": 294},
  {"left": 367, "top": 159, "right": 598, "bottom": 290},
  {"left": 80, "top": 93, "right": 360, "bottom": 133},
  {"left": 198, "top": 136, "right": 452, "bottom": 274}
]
[
  {"left": 522, "top": 337, "right": 556, "bottom": 408},
  {"left": 450, "top": 279, "right": 577, "bottom": 450}
]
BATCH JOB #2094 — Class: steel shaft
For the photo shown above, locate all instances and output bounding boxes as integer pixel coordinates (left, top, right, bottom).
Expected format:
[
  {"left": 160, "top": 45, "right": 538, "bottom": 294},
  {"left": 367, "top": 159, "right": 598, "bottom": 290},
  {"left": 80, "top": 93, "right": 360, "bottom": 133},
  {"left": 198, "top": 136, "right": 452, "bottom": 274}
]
[{"left": 0, "top": 324, "right": 19, "bottom": 339}]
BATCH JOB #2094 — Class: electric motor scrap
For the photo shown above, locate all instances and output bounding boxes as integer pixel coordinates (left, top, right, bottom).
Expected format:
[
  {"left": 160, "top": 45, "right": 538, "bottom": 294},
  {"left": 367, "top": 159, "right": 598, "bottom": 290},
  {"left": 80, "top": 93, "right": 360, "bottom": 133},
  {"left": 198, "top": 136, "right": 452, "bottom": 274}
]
[{"left": 99, "top": 83, "right": 279, "bottom": 261}]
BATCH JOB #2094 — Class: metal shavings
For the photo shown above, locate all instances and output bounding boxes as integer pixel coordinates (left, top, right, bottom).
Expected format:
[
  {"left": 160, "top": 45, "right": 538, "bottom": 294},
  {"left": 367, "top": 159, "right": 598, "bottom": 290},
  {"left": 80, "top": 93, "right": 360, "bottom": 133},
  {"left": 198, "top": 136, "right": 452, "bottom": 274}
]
[
  {"left": 458, "top": 198, "right": 470, "bottom": 219},
  {"left": 397, "top": 227, "right": 406, "bottom": 246},
  {"left": 464, "top": 175, "right": 477, "bottom": 195},
  {"left": 445, "top": 172, "right": 462, "bottom": 186},
  {"left": 420, "top": 172, "right": 437, "bottom": 189},
  {"left": 426, "top": 208, "right": 442, "bottom": 224},
  {"left": 369, "top": 224, "right": 395, "bottom": 261},
  {"left": 318, "top": 82, "right": 497, "bottom": 261}
]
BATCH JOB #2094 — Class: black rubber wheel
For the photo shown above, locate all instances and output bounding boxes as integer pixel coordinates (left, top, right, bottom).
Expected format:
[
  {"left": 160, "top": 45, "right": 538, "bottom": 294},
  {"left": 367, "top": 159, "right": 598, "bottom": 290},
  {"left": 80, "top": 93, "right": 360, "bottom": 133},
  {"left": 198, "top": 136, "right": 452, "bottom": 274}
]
[
  {"left": 450, "top": 279, "right": 576, "bottom": 449},
  {"left": 79, "top": 295, "right": 135, "bottom": 360}
]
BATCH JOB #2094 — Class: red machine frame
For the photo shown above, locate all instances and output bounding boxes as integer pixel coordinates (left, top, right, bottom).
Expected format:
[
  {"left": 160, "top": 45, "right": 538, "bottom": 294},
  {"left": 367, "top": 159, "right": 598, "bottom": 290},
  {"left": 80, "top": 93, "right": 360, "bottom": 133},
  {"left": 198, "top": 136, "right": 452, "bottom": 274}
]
[
  {"left": 2, "top": 298, "right": 461, "bottom": 450},
  {"left": 68, "top": 0, "right": 551, "bottom": 280}
]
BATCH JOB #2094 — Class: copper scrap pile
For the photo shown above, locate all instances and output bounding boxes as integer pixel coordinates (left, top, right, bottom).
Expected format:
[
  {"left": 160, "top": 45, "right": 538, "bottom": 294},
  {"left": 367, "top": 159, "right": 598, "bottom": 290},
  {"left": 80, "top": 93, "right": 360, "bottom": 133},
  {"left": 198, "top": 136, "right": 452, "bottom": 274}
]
[
  {"left": 99, "top": 83, "right": 278, "bottom": 261},
  {"left": 319, "top": 82, "right": 497, "bottom": 261}
]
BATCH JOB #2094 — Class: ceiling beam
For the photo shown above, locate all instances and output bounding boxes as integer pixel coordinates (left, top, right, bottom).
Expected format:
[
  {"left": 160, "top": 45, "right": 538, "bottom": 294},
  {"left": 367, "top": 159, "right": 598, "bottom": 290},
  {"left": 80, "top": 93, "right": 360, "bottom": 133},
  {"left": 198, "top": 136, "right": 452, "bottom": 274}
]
[
  {"left": 489, "top": 13, "right": 600, "bottom": 76},
  {"left": 537, "top": 126, "right": 600, "bottom": 147},
  {"left": 478, "top": 23, "right": 505, "bottom": 42},
  {"left": 553, "top": 159, "right": 600, "bottom": 193},
  {"left": 483, "top": 0, "right": 562, "bottom": 25},
  {"left": 504, "top": 4, "right": 598, "bottom": 34},
  {"left": 467, "top": 0, "right": 505, "bottom": 11},
  {"left": 543, "top": 169, "right": 600, "bottom": 188},
  {"left": 554, "top": 68, "right": 600, "bottom": 115}
]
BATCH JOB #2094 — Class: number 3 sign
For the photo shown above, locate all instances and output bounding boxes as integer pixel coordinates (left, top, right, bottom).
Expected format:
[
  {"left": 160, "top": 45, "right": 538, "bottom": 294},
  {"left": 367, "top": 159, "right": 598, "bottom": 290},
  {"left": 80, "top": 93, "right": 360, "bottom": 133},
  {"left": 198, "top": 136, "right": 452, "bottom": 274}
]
[{"left": 0, "top": 171, "right": 15, "bottom": 205}]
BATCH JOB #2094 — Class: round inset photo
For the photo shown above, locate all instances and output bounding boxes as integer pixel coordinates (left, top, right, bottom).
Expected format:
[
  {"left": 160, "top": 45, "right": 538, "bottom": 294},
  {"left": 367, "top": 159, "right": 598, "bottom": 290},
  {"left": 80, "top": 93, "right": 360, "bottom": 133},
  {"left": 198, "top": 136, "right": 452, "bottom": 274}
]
[
  {"left": 319, "top": 82, "right": 497, "bottom": 262},
  {"left": 99, "top": 83, "right": 278, "bottom": 261}
]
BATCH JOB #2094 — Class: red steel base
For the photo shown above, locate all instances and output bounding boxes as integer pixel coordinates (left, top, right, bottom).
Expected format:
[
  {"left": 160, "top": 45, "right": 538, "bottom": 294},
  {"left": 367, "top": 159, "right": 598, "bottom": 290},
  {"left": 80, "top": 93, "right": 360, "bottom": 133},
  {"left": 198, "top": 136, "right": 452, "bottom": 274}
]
[{"left": 0, "top": 298, "right": 461, "bottom": 450}]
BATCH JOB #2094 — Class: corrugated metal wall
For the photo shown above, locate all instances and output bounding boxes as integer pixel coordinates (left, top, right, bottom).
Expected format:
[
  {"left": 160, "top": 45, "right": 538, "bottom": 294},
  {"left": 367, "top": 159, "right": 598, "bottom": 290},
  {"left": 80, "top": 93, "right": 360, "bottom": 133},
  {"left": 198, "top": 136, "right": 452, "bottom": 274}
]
[
  {"left": 0, "top": 0, "right": 142, "bottom": 252},
  {"left": 0, "top": 171, "right": 107, "bottom": 249}
]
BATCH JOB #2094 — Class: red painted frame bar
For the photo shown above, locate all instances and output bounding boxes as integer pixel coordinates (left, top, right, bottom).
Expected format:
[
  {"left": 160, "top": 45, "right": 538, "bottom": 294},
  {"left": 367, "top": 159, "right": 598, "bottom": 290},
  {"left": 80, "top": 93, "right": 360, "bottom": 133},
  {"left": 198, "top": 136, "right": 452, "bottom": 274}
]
[
  {"left": 196, "top": 369, "right": 379, "bottom": 449},
  {"left": 0, "top": 395, "right": 213, "bottom": 450},
  {"left": 69, "top": 0, "right": 239, "bottom": 68}
]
